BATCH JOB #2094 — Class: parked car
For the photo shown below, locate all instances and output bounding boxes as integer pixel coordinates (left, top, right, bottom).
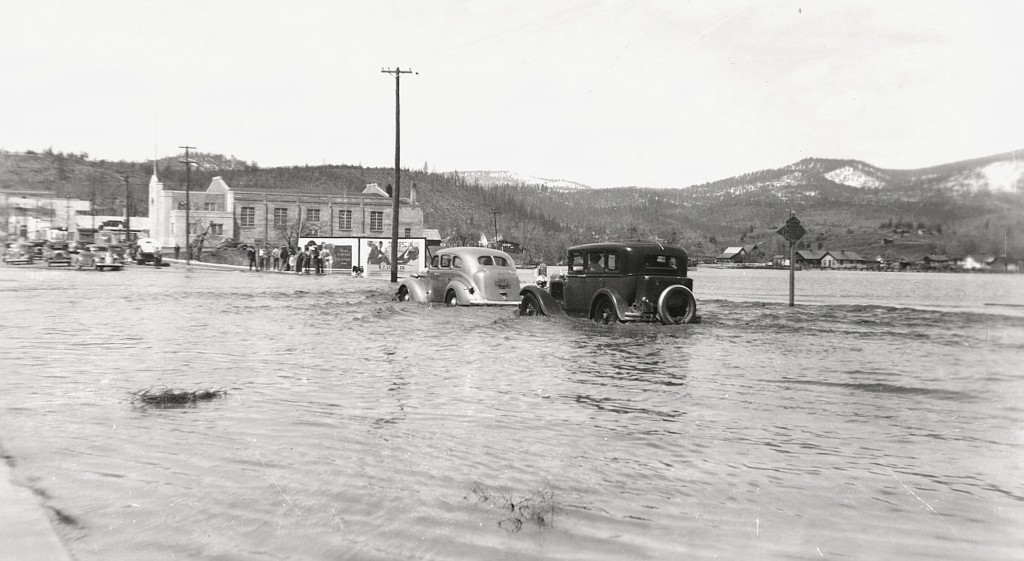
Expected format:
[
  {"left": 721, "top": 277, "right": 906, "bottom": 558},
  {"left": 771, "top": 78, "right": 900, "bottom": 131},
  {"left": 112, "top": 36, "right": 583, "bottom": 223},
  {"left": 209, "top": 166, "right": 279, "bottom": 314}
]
[
  {"left": 3, "top": 241, "right": 34, "bottom": 265},
  {"left": 134, "top": 237, "right": 163, "bottom": 265},
  {"left": 518, "top": 241, "right": 699, "bottom": 324},
  {"left": 43, "top": 241, "right": 72, "bottom": 267},
  {"left": 74, "top": 244, "right": 125, "bottom": 271},
  {"left": 395, "top": 247, "right": 521, "bottom": 306}
]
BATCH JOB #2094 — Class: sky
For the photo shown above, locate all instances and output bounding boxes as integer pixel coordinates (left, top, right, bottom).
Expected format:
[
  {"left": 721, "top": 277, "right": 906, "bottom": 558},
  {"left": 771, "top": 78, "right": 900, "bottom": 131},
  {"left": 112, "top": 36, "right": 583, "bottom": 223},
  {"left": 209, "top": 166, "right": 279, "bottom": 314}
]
[{"left": 2, "top": 0, "right": 1022, "bottom": 189}]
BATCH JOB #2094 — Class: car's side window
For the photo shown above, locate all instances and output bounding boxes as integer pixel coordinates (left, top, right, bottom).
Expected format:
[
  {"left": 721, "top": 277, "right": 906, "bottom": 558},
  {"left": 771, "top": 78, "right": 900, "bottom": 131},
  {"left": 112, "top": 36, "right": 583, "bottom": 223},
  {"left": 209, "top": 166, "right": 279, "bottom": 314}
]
[
  {"left": 606, "top": 253, "right": 619, "bottom": 271},
  {"left": 431, "top": 255, "right": 440, "bottom": 268},
  {"left": 645, "top": 255, "right": 680, "bottom": 272},
  {"left": 478, "top": 256, "right": 493, "bottom": 266},
  {"left": 494, "top": 256, "right": 508, "bottom": 267},
  {"left": 587, "top": 252, "right": 605, "bottom": 272},
  {"left": 568, "top": 252, "right": 584, "bottom": 273},
  {"left": 440, "top": 255, "right": 451, "bottom": 268},
  {"left": 452, "top": 256, "right": 463, "bottom": 268}
]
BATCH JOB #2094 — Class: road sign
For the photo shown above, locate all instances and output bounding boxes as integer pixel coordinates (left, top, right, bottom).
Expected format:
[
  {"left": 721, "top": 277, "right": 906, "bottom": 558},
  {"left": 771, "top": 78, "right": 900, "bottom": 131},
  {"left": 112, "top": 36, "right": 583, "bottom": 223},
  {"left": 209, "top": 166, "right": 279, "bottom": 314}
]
[{"left": 777, "top": 214, "right": 806, "bottom": 243}]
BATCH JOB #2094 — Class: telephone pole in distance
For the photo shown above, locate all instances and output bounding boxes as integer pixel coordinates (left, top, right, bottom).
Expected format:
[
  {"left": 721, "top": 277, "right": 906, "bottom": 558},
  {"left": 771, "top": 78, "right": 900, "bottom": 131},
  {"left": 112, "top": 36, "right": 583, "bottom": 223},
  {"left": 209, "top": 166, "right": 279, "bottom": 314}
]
[
  {"left": 179, "top": 145, "right": 196, "bottom": 264},
  {"left": 490, "top": 208, "right": 501, "bottom": 249},
  {"left": 117, "top": 170, "right": 131, "bottom": 245}
]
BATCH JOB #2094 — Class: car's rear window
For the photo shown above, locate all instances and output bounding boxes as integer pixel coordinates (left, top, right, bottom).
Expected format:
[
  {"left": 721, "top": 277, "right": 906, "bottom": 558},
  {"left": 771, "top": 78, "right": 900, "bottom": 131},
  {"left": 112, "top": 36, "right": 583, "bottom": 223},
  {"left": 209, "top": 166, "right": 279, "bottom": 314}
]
[
  {"left": 479, "top": 255, "right": 510, "bottom": 267},
  {"left": 644, "top": 254, "right": 683, "bottom": 273}
]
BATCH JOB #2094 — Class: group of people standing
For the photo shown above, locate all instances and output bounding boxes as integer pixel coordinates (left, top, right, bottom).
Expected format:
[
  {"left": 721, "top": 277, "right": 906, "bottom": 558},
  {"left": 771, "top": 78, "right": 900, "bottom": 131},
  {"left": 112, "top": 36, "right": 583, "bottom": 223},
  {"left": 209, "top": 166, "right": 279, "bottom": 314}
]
[{"left": 247, "top": 245, "right": 333, "bottom": 274}]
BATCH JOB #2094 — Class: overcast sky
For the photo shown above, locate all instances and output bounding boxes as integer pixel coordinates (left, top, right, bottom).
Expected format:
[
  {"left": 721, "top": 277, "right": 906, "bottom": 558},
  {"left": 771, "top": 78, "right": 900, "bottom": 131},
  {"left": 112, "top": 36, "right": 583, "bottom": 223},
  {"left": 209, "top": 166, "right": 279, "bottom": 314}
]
[{"left": 2, "top": 0, "right": 1021, "bottom": 188}]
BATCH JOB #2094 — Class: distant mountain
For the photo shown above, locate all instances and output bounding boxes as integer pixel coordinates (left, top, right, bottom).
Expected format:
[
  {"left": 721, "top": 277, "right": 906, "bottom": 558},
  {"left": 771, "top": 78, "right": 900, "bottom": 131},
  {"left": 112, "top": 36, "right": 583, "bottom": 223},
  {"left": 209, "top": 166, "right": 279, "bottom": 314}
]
[
  {"left": 686, "top": 150, "right": 1024, "bottom": 198},
  {"left": 452, "top": 170, "right": 591, "bottom": 191},
  {"left": 2, "top": 146, "right": 1021, "bottom": 263}
]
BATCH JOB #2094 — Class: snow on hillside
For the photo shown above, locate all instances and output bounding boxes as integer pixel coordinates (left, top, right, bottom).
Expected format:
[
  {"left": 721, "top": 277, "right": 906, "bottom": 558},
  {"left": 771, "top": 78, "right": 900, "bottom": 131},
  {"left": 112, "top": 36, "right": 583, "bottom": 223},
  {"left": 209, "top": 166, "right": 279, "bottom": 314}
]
[
  {"left": 455, "top": 170, "right": 590, "bottom": 191},
  {"left": 824, "top": 166, "right": 884, "bottom": 189},
  {"left": 980, "top": 160, "right": 1024, "bottom": 193},
  {"left": 945, "top": 160, "right": 1024, "bottom": 194}
]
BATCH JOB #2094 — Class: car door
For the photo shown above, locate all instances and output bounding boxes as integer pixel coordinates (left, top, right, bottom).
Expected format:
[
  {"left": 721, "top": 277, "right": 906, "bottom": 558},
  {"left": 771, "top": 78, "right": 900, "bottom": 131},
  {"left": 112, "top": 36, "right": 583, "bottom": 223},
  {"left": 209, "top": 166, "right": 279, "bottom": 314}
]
[
  {"left": 429, "top": 254, "right": 451, "bottom": 302},
  {"left": 582, "top": 251, "right": 617, "bottom": 307},
  {"left": 562, "top": 251, "right": 589, "bottom": 313}
]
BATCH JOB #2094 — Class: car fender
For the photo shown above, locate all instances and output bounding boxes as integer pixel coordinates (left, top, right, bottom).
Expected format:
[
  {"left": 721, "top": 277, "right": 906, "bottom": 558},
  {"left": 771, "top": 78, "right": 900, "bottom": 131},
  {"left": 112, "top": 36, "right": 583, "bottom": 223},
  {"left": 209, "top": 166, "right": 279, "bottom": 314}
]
[
  {"left": 444, "top": 279, "right": 476, "bottom": 305},
  {"left": 518, "top": 285, "right": 568, "bottom": 316},
  {"left": 589, "top": 287, "right": 629, "bottom": 320},
  {"left": 397, "top": 277, "right": 429, "bottom": 303}
]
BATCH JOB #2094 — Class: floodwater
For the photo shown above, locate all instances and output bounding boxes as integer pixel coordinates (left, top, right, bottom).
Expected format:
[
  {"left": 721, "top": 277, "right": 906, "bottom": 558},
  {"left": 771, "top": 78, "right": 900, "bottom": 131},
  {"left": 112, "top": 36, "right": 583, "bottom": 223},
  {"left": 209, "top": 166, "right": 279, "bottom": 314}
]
[{"left": 0, "top": 264, "right": 1022, "bottom": 560}]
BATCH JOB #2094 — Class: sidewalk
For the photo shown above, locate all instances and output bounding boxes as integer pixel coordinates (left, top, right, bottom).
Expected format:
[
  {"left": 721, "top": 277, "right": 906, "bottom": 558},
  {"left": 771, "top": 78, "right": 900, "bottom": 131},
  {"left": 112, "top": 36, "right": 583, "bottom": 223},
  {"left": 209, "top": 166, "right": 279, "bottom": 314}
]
[{"left": 0, "top": 458, "right": 73, "bottom": 561}]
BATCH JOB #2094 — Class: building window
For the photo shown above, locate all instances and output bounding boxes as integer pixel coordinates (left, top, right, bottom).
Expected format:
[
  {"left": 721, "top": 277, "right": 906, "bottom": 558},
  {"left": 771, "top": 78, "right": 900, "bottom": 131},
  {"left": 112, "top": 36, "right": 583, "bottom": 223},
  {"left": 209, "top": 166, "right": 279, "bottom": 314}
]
[
  {"left": 338, "top": 209, "right": 352, "bottom": 230},
  {"left": 370, "top": 211, "right": 384, "bottom": 232},
  {"left": 203, "top": 202, "right": 219, "bottom": 211},
  {"left": 273, "top": 208, "right": 288, "bottom": 228},
  {"left": 240, "top": 207, "right": 255, "bottom": 227},
  {"left": 404, "top": 228, "right": 411, "bottom": 237},
  {"left": 210, "top": 223, "right": 223, "bottom": 235},
  {"left": 306, "top": 208, "right": 320, "bottom": 223}
]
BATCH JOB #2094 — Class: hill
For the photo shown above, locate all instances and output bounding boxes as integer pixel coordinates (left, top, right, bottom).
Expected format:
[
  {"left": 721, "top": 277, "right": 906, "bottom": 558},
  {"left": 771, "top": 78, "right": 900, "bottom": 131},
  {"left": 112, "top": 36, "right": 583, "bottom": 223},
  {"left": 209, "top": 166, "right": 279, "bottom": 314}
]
[{"left": 2, "top": 147, "right": 1022, "bottom": 264}]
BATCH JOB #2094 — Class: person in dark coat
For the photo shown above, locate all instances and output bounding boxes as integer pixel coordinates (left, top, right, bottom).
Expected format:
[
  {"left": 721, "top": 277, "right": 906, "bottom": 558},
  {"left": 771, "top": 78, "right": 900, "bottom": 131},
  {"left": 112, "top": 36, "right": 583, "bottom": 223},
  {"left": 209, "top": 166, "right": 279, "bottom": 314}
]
[
  {"left": 280, "top": 246, "right": 290, "bottom": 271},
  {"left": 313, "top": 245, "right": 323, "bottom": 274},
  {"left": 247, "top": 247, "right": 256, "bottom": 271}
]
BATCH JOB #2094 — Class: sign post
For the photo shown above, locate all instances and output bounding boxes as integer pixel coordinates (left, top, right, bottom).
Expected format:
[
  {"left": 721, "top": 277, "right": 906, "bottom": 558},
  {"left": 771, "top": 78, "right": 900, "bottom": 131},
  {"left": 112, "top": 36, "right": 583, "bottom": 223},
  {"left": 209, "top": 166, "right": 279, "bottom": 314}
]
[{"left": 777, "top": 212, "right": 807, "bottom": 307}]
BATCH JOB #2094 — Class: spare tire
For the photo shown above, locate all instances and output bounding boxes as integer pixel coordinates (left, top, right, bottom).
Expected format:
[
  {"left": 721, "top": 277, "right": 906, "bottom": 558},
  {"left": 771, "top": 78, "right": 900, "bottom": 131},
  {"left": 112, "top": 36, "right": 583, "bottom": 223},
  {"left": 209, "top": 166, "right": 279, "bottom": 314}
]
[{"left": 657, "top": 285, "right": 697, "bottom": 324}]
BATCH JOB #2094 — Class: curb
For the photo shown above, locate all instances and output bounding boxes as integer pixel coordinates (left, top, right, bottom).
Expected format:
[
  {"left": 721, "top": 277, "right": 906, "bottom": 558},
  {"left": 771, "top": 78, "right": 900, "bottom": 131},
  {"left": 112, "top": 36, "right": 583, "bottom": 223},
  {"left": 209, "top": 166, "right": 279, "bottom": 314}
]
[{"left": 0, "top": 458, "right": 73, "bottom": 561}]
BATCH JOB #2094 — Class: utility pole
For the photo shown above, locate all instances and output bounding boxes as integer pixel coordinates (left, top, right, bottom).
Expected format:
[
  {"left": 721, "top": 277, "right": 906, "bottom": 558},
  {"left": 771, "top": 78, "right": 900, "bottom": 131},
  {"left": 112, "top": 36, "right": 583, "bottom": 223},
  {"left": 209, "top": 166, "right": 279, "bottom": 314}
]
[
  {"left": 490, "top": 208, "right": 501, "bottom": 249},
  {"left": 381, "top": 66, "right": 415, "bottom": 283},
  {"left": 118, "top": 171, "right": 131, "bottom": 245},
  {"left": 179, "top": 145, "right": 196, "bottom": 264}
]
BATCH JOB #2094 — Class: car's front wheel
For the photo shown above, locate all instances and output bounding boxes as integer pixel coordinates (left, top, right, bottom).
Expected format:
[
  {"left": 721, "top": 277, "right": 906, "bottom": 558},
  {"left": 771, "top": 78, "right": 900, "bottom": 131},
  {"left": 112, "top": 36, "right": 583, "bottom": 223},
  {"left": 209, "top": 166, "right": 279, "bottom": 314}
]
[
  {"left": 445, "top": 290, "right": 459, "bottom": 307},
  {"left": 593, "top": 297, "right": 619, "bottom": 324},
  {"left": 396, "top": 286, "right": 411, "bottom": 302},
  {"left": 519, "top": 293, "right": 544, "bottom": 316}
]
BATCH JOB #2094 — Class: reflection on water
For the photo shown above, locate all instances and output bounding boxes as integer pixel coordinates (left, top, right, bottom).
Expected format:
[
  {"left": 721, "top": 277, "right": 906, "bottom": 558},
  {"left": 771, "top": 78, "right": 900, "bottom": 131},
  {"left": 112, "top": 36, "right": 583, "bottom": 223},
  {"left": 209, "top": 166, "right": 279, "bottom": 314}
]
[{"left": 0, "top": 265, "right": 1022, "bottom": 561}]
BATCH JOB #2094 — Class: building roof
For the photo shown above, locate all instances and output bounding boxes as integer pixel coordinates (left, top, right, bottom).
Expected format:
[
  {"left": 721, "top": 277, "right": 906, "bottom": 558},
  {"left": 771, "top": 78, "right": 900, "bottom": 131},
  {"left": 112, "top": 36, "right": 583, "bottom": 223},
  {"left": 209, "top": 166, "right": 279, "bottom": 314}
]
[
  {"left": 719, "top": 246, "right": 744, "bottom": 258},
  {"left": 362, "top": 183, "right": 390, "bottom": 197},
  {"left": 795, "top": 250, "right": 826, "bottom": 260}
]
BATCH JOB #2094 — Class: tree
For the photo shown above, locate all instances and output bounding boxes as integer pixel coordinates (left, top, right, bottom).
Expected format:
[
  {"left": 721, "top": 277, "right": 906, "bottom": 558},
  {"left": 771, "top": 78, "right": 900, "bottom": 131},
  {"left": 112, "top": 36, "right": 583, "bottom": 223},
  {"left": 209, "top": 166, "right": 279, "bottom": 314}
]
[{"left": 189, "top": 222, "right": 212, "bottom": 260}]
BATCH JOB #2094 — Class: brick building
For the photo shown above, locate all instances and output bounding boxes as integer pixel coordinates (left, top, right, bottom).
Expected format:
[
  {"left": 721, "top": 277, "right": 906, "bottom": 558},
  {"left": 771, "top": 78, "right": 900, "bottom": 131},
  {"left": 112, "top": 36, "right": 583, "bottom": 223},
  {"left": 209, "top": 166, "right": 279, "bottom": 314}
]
[{"left": 147, "top": 170, "right": 424, "bottom": 250}]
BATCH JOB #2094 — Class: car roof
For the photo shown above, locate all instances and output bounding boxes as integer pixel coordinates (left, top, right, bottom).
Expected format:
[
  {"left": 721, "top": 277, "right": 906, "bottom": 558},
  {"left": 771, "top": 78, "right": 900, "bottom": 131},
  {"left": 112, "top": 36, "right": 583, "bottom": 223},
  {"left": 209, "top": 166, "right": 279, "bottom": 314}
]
[
  {"left": 568, "top": 241, "right": 688, "bottom": 255},
  {"left": 436, "top": 247, "right": 514, "bottom": 259}
]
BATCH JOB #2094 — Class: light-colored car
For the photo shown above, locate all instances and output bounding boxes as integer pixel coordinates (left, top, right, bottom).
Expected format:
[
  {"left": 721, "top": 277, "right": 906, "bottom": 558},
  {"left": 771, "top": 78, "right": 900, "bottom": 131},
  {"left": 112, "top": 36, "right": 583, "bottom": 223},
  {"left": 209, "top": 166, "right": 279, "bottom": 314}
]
[
  {"left": 134, "top": 237, "right": 163, "bottom": 265},
  {"left": 396, "top": 247, "right": 521, "bottom": 306},
  {"left": 74, "top": 244, "right": 125, "bottom": 271}
]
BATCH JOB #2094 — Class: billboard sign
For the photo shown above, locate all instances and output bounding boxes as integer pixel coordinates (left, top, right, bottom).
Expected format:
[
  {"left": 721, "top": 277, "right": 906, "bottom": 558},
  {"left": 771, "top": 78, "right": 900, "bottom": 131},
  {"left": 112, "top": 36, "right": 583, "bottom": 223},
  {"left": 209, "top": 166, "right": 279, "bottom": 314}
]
[{"left": 297, "top": 236, "right": 426, "bottom": 277}]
